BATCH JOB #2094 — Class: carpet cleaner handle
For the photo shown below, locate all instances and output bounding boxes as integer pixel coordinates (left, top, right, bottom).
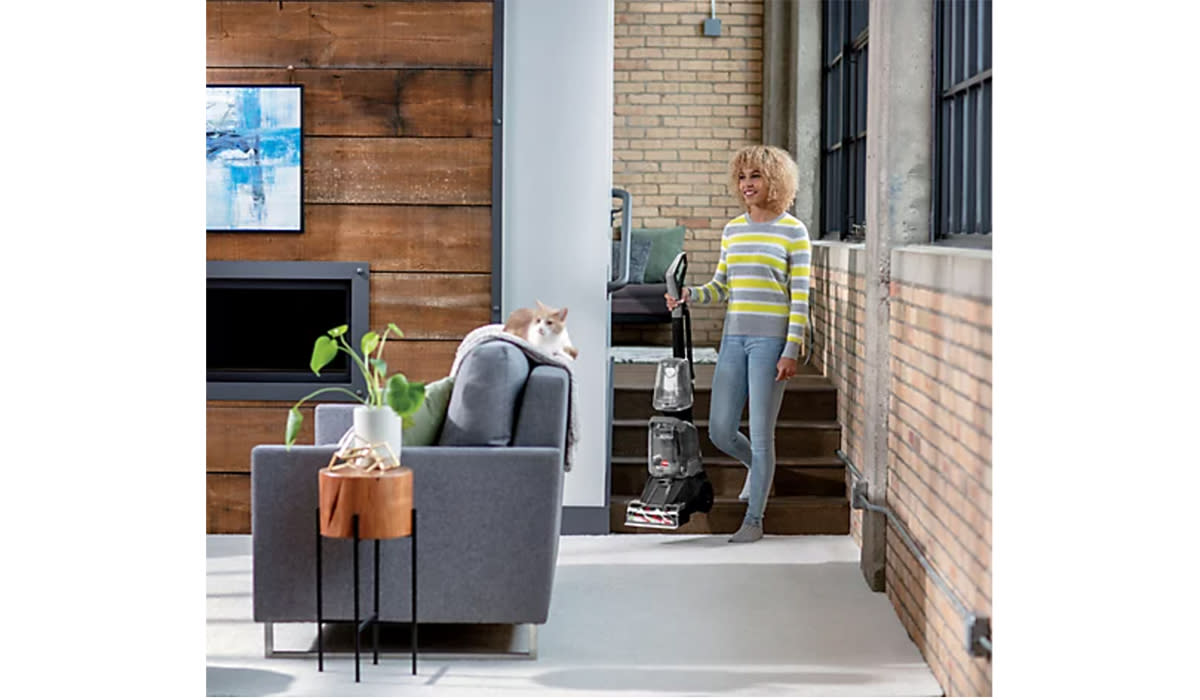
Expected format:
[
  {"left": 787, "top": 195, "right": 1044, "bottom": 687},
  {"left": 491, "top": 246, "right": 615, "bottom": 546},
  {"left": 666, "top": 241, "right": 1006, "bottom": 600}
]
[
  {"left": 665, "top": 251, "right": 688, "bottom": 318},
  {"left": 664, "top": 252, "right": 694, "bottom": 377}
]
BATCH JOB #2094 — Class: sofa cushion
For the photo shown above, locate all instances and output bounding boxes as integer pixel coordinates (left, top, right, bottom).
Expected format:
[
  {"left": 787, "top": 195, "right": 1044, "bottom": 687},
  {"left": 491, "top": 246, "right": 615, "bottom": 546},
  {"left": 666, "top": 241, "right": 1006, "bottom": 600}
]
[
  {"left": 611, "top": 282, "right": 670, "bottom": 319},
  {"left": 611, "top": 237, "right": 653, "bottom": 284},
  {"left": 438, "top": 342, "right": 531, "bottom": 447},
  {"left": 632, "top": 226, "right": 686, "bottom": 283},
  {"left": 402, "top": 375, "right": 455, "bottom": 446}
]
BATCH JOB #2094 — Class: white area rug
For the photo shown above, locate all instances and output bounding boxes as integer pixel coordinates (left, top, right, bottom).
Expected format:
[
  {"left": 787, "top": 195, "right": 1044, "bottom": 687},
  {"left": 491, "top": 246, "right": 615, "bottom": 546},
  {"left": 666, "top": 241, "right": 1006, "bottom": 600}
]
[
  {"left": 207, "top": 534, "right": 942, "bottom": 696},
  {"left": 610, "top": 345, "right": 719, "bottom": 364}
]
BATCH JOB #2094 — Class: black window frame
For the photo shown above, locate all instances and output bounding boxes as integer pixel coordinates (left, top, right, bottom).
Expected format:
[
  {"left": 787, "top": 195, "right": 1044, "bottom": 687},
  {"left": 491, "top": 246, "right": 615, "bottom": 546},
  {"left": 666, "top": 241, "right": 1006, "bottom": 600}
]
[
  {"left": 933, "top": 0, "right": 992, "bottom": 246},
  {"left": 820, "top": 0, "right": 869, "bottom": 242}
]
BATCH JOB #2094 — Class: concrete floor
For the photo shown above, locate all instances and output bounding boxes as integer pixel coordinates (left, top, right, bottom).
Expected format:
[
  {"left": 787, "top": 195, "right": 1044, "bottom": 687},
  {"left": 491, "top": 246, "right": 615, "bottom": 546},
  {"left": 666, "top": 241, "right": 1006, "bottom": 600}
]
[{"left": 207, "top": 533, "right": 942, "bottom": 696}]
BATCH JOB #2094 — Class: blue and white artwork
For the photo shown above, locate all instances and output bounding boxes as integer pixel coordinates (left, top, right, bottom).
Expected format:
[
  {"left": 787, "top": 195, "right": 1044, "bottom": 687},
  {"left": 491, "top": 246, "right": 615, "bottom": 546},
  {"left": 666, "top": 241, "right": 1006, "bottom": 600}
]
[{"left": 207, "top": 86, "right": 303, "bottom": 231}]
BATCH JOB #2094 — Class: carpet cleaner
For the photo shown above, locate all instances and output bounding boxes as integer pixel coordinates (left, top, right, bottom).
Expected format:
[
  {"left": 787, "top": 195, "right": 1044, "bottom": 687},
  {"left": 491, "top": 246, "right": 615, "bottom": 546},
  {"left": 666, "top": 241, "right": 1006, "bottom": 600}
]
[{"left": 623, "top": 252, "right": 715, "bottom": 529}]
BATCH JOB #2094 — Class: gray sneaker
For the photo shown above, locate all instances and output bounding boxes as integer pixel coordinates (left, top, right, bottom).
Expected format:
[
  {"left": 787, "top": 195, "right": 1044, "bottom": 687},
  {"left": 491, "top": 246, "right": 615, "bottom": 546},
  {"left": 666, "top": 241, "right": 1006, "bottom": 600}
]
[
  {"left": 728, "top": 521, "right": 763, "bottom": 543},
  {"left": 738, "top": 475, "right": 750, "bottom": 502}
]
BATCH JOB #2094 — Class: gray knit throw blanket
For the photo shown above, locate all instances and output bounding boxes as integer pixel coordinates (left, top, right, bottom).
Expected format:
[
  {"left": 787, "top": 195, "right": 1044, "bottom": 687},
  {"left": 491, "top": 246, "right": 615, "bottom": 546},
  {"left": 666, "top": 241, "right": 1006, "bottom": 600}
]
[{"left": 450, "top": 324, "right": 579, "bottom": 471}]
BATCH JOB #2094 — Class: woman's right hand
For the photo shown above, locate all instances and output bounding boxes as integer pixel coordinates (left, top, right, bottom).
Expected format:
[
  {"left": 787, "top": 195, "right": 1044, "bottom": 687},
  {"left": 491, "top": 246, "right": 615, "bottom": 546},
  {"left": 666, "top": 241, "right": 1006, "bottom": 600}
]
[{"left": 665, "top": 287, "right": 690, "bottom": 311}]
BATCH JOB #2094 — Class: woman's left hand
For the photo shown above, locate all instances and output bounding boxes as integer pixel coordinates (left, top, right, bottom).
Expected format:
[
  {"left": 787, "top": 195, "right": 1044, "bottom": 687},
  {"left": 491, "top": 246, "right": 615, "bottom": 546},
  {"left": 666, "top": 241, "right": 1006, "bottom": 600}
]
[{"left": 776, "top": 357, "right": 798, "bottom": 381}]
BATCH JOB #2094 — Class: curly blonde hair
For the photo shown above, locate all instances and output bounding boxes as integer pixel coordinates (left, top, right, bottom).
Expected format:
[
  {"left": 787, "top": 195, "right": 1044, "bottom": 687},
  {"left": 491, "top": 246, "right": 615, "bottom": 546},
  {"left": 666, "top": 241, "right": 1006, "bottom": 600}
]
[{"left": 728, "top": 145, "right": 799, "bottom": 214}]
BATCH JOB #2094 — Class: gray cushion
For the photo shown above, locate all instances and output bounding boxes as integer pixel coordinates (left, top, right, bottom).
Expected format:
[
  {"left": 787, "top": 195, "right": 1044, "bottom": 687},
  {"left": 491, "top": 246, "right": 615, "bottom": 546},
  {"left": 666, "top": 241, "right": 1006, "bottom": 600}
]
[
  {"left": 611, "top": 237, "right": 653, "bottom": 284},
  {"left": 438, "top": 341, "right": 531, "bottom": 447}
]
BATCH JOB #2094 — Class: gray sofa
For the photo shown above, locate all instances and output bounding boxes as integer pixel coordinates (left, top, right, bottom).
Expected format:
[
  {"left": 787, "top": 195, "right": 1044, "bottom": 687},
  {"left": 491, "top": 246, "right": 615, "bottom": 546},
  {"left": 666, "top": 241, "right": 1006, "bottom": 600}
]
[{"left": 250, "top": 341, "right": 569, "bottom": 656}]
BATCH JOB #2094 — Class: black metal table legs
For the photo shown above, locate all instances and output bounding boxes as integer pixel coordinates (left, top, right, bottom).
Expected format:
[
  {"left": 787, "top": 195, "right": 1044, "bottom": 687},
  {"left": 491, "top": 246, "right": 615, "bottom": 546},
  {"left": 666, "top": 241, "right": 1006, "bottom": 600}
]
[
  {"left": 316, "top": 507, "right": 323, "bottom": 672},
  {"left": 316, "top": 508, "right": 418, "bottom": 681},
  {"left": 411, "top": 507, "right": 418, "bottom": 675}
]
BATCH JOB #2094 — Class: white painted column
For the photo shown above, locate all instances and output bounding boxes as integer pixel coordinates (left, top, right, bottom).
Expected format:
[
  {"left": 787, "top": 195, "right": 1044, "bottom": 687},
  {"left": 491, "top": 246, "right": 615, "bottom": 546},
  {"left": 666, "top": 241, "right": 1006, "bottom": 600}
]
[{"left": 503, "top": 0, "right": 614, "bottom": 523}]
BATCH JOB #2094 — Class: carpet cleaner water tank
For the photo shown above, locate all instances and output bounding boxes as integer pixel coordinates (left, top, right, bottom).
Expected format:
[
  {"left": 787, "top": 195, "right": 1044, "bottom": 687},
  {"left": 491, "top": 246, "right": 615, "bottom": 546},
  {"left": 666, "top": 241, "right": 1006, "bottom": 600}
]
[{"left": 652, "top": 358, "right": 693, "bottom": 412}]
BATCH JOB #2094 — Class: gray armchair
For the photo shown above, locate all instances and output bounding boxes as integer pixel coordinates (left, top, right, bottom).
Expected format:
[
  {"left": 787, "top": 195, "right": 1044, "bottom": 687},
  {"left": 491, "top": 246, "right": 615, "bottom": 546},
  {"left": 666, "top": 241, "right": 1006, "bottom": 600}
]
[{"left": 249, "top": 341, "right": 569, "bottom": 657}]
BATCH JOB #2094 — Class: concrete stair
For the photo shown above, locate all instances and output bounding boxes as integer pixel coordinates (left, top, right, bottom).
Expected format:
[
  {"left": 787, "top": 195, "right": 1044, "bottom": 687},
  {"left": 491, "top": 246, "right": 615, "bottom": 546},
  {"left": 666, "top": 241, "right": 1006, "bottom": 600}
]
[{"left": 610, "top": 359, "right": 849, "bottom": 535}]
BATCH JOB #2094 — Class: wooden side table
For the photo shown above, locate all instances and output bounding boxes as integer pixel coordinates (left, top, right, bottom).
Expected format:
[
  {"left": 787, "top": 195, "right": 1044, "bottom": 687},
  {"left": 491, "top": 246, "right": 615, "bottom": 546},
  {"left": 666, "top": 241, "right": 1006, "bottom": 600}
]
[{"left": 315, "top": 466, "right": 417, "bottom": 681}]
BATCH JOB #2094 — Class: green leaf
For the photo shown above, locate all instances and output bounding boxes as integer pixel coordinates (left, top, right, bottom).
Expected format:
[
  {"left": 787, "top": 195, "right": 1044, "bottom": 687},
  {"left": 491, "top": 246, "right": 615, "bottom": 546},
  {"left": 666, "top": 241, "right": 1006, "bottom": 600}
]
[
  {"left": 285, "top": 407, "right": 303, "bottom": 449},
  {"left": 361, "top": 331, "right": 380, "bottom": 356},
  {"left": 402, "top": 414, "right": 415, "bottom": 430},
  {"left": 369, "top": 358, "right": 388, "bottom": 375},
  {"left": 387, "top": 323, "right": 404, "bottom": 338},
  {"left": 385, "top": 374, "right": 426, "bottom": 417},
  {"left": 327, "top": 324, "right": 349, "bottom": 339},
  {"left": 310, "top": 336, "right": 338, "bottom": 375}
]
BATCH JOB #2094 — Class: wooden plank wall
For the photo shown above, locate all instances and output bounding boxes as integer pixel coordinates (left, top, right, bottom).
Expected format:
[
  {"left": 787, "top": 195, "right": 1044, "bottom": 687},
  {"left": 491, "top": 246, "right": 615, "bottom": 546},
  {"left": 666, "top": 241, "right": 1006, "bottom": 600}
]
[{"left": 206, "top": 0, "right": 495, "bottom": 533}]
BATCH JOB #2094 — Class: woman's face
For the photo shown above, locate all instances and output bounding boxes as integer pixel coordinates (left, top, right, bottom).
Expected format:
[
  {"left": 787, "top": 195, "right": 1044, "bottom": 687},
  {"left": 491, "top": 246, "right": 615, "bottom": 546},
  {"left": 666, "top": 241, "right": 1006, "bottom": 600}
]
[{"left": 737, "top": 167, "right": 767, "bottom": 209}]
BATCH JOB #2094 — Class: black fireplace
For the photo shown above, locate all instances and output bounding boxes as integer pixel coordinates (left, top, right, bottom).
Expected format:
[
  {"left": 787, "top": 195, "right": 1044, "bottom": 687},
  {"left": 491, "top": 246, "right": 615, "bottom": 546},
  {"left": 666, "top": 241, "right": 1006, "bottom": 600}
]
[{"left": 207, "top": 261, "right": 370, "bottom": 401}]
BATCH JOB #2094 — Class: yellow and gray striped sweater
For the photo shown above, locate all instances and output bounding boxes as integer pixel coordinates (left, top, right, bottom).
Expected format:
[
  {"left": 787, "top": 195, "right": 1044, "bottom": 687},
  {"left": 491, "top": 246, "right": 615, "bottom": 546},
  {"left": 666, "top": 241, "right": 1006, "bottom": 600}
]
[{"left": 686, "top": 212, "right": 812, "bottom": 361}]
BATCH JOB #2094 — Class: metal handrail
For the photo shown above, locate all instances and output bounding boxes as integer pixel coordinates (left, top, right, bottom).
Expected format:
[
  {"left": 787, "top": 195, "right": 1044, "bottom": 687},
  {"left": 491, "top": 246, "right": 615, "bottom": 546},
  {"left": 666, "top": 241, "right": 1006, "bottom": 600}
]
[
  {"left": 608, "top": 188, "right": 633, "bottom": 294},
  {"left": 836, "top": 448, "right": 992, "bottom": 658}
]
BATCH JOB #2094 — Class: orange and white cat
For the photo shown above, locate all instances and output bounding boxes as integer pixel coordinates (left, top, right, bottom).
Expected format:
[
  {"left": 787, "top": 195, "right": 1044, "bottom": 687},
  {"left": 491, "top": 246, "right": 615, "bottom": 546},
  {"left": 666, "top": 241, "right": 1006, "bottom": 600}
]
[{"left": 503, "top": 300, "right": 579, "bottom": 359}]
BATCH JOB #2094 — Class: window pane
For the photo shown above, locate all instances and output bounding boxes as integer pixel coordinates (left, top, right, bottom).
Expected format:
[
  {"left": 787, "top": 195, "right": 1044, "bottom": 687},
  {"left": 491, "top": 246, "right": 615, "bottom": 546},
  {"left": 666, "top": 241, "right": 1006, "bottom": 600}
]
[
  {"left": 855, "top": 139, "right": 867, "bottom": 227},
  {"left": 827, "top": 63, "right": 842, "bottom": 144},
  {"left": 850, "top": 0, "right": 868, "bottom": 40},
  {"left": 823, "top": 71, "right": 832, "bottom": 148},
  {"left": 825, "top": 152, "right": 842, "bottom": 237},
  {"left": 826, "top": 0, "right": 843, "bottom": 65},
  {"left": 951, "top": 96, "right": 963, "bottom": 234},
  {"left": 982, "top": 80, "right": 992, "bottom": 234},
  {"left": 855, "top": 46, "right": 868, "bottom": 134},
  {"left": 940, "top": 0, "right": 952, "bottom": 93},
  {"left": 846, "top": 140, "right": 856, "bottom": 231},
  {"left": 965, "top": 0, "right": 977, "bottom": 78},
  {"left": 822, "top": 1, "right": 829, "bottom": 61},
  {"left": 836, "top": 150, "right": 845, "bottom": 237},
  {"left": 821, "top": 154, "right": 831, "bottom": 235},
  {"left": 940, "top": 99, "right": 952, "bottom": 236},
  {"left": 982, "top": 0, "right": 992, "bottom": 72},
  {"left": 824, "top": 71, "right": 831, "bottom": 146},
  {"left": 964, "top": 88, "right": 977, "bottom": 233},
  {"left": 954, "top": 0, "right": 965, "bottom": 86}
]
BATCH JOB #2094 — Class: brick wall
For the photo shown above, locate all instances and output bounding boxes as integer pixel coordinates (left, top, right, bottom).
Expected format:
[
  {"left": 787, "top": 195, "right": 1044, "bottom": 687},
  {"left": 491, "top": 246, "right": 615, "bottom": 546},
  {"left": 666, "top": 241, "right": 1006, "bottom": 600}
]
[
  {"left": 885, "top": 274, "right": 992, "bottom": 697},
  {"left": 811, "top": 244, "right": 868, "bottom": 546},
  {"left": 813, "top": 245, "right": 993, "bottom": 695},
  {"left": 612, "top": 0, "right": 764, "bottom": 348}
]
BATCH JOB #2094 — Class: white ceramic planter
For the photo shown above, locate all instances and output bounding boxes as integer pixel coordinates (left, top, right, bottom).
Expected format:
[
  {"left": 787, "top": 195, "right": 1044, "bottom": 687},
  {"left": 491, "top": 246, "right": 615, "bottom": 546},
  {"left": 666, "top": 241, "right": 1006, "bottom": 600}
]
[{"left": 353, "top": 405, "right": 403, "bottom": 463}]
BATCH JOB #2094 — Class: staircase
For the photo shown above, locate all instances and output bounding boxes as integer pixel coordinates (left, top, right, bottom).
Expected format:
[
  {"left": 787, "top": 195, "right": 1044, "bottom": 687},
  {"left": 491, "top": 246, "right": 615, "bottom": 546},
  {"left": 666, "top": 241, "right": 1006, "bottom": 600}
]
[{"left": 609, "top": 360, "right": 850, "bottom": 535}]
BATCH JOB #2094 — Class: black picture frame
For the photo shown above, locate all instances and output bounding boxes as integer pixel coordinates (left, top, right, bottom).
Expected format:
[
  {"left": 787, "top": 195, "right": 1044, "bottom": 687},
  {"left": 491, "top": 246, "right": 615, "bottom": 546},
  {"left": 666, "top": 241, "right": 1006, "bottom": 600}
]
[{"left": 206, "top": 84, "right": 305, "bottom": 233}]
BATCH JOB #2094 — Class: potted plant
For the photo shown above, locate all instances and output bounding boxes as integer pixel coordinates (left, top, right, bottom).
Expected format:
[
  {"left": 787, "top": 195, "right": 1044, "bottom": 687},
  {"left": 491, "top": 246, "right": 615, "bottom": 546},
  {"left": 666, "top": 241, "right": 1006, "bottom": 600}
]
[{"left": 285, "top": 323, "right": 426, "bottom": 461}]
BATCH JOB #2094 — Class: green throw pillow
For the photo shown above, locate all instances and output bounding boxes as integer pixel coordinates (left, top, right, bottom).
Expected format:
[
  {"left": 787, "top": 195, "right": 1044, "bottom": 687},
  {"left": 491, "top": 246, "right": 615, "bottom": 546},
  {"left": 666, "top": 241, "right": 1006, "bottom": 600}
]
[
  {"left": 632, "top": 226, "right": 686, "bottom": 283},
  {"left": 403, "top": 375, "right": 455, "bottom": 446}
]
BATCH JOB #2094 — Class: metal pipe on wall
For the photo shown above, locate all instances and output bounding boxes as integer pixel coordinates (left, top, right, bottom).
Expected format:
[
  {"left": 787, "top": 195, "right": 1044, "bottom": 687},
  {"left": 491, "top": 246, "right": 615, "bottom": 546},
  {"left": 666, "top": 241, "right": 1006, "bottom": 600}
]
[{"left": 837, "top": 449, "right": 992, "bottom": 658}]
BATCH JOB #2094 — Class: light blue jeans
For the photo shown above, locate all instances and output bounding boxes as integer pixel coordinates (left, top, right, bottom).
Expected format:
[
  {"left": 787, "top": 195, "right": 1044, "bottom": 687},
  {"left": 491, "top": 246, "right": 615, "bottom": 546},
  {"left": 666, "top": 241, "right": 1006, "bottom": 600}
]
[{"left": 707, "top": 334, "right": 788, "bottom": 526}]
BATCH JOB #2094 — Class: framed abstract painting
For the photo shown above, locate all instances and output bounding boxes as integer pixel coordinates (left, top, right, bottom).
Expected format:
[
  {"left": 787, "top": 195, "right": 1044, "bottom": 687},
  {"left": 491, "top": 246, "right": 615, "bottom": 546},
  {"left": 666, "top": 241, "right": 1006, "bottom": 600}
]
[{"left": 206, "top": 85, "right": 304, "bottom": 232}]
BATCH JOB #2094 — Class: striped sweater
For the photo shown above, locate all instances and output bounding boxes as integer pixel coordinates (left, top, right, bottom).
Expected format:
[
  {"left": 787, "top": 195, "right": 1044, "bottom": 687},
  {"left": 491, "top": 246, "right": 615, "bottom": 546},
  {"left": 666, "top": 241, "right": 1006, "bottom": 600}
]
[{"left": 686, "top": 212, "right": 812, "bottom": 361}]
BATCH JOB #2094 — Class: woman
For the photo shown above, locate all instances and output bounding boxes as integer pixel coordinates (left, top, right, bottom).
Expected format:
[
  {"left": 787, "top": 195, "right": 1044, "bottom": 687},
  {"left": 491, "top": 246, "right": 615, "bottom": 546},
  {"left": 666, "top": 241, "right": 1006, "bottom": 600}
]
[{"left": 665, "top": 145, "right": 811, "bottom": 543}]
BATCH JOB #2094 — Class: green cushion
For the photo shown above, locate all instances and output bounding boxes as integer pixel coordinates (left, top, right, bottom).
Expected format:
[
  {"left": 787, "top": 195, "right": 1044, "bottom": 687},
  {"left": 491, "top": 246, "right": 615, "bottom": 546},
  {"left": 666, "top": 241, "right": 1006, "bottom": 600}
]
[
  {"left": 632, "top": 226, "right": 686, "bottom": 283},
  {"left": 403, "top": 375, "right": 455, "bottom": 446}
]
